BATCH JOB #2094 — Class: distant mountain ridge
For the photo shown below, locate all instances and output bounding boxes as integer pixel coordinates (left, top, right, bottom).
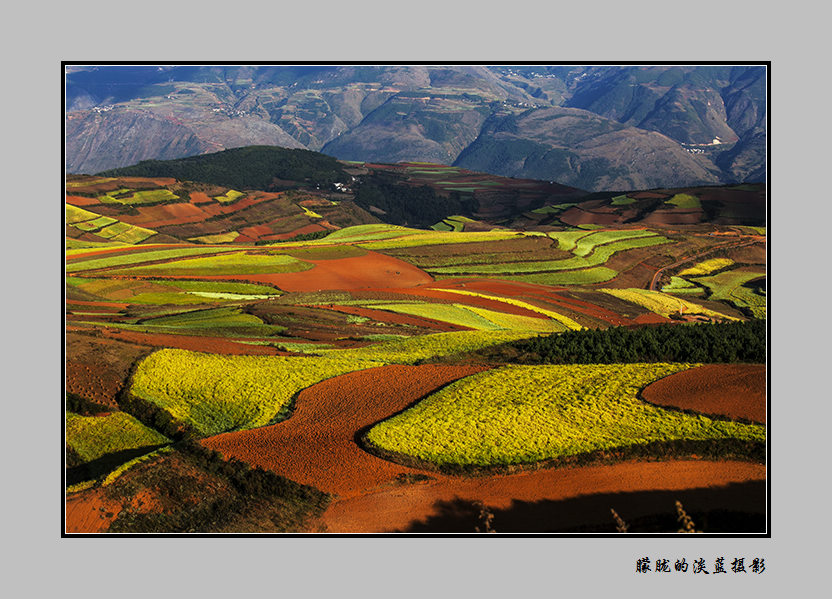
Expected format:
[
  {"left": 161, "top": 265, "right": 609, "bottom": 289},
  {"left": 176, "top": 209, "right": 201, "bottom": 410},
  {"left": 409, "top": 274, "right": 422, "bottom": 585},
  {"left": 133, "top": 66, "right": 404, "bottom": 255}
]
[{"left": 66, "top": 65, "right": 766, "bottom": 191}]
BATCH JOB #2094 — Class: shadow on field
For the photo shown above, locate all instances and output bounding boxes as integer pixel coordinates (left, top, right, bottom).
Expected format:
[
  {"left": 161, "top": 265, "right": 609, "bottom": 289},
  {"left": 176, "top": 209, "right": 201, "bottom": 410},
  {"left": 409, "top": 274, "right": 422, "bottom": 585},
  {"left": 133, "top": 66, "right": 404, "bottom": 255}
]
[
  {"left": 66, "top": 445, "right": 167, "bottom": 486},
  {"left": 399, "top": 480, "right": 766, "bottom": 533}
]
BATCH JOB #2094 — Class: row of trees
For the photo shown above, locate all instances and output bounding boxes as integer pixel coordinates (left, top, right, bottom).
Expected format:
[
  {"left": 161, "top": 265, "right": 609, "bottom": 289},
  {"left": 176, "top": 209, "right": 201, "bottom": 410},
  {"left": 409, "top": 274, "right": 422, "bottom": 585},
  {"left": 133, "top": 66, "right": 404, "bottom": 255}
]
[{"left": 510, "top": 320, "right": 766, "bottom": 364}]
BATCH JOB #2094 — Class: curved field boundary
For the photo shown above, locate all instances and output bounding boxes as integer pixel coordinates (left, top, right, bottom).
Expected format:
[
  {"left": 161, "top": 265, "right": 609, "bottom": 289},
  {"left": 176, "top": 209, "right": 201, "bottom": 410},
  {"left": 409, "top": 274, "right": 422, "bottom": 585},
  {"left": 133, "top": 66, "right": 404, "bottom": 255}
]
[
  {"left": 427, "top": 236, "right": 672, "bottom": 275},
  {"left": 219, "top": 251, "right": 434, "bottom": 292},
  {"left": 600, "top": 288, "right": 739, "bottom": 321},
  {"left": 432, "top": 289, "right": 583, "bottom": 330},
  {"left": 319, "top": 305, "right": 465, "bottom": 332},
  {"left": 130, "top": 348, "right": 384, "bottom": 436},
  {"left": 202, "top": 364, "right": 489, "bottom": 496},
  {"left": 66, "top": 247, "right": 241, "bottom": 272},
  {"left": 641, "top": 364, "right": 766, "bottom": 424},
  {"left": 364, "top": 364, "right": 764, "bottom": 468}
]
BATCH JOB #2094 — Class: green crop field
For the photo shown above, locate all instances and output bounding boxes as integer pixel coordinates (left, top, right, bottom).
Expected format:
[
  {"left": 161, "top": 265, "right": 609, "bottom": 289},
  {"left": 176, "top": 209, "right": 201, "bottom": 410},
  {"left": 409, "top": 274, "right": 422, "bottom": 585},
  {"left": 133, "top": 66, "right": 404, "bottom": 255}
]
[
  {"left": 571, "top": 230, "right": 658, "bottom": 257},
  {"left": 66, "top": 411, "right": 169, "bottom": 464},
  {"left": 130, "top": 349, "right": 381, "bottom": 436},
  {"left": 428, "top": 236, "right": 672, "bottom": 275},
  {"left": 320, "top": 329, "right": 541, "bottom": 364},
  {"left": 66, "top": 204, "right": 100, "bottom": 224},
  {"left": 153, "top": 280, "right": 281, "bottom": 295},
  {"left": 435, "top": 289, "right": 583, "bottom": 330},
  {"left": 359, "top": 230, "right": 524, "bottom": 250},
  {"left": 495, "top": 267, "right": 619, "bottom": 286},
  {"left": 96, "top": 222, "right": 157, "bottom": 244},
  {"left": 664, "top": 193, "right": 701, "bottom": 210},
  {"left": 66, "top": 246, "right": 240, "bottom": 272},
  {"left": 137, "top": 306, "right": 286, "bottom": 336},
  {"left": 369, "top": 302, "right": 503, "bottom": 331},
  {"left": 190, "top": 232, "right": 241, "bottom": 244},
  {"left": 365, "top": 363, "right": 765, "bottom": 467},
  {"left": 283, "top": 245, "right": 368, "bottom": 260},
  {"left": 610, "top": 194, "right": 636, "bottom": 206},
  {"left": 662, "top": 276, "right": 703, "bottom": 294},
  {"left": 321, "top": 224, "right": 425, "bottom": 243},
  {"left": 692, "top": 270, "right": 766, "bottom": 318},
  {"left": 109, "top": 251, "right": 314, "bottom": 276}
]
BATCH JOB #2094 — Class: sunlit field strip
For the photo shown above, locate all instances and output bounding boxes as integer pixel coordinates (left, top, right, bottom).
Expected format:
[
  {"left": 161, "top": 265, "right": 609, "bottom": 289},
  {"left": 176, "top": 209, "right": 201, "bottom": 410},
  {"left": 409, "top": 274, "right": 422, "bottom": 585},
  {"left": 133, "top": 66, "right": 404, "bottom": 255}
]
[
  {"left": 366, "top": 364, "right": 765, "bottom": 467},
  {"left": 130, "top": 349, "right": 382, "bottom": 436},
  {"left": 320, "top": 330, "right": 541, "bottom": 364},
  {"left": 66, "top": 246, "right": 240, "bottom": 272},
  {"left": 678, "top": 258, "right": 735, "bottom": 277},
  {"left": 359, "top": 230, "right": 530, "bottom": 250},
  {"left": 434, "top": 289, "right": 583, "bottom": 330},
  {"left": 692, "top": 270, "right": 766, "bottom": 318},
  {"left": 494, "top": 268, "right": 619, "bottom": 286},
  {"left": 571, "top": 229, "right": 657, "bottom": 257},
  {"left": 108, "top": 252, "right": 313, "bottom": 276},
  {"left": 600, "top": 288, "right": 739, "bottom": 320},
  {"left": 369, "top": 302, "right": 503, "bottom": 330},
  {"left": 66, "top": 411, "right": 169, "bottom": 463},
  {"left": 428, "top": 236, "right": 672, "bottom": 275}
]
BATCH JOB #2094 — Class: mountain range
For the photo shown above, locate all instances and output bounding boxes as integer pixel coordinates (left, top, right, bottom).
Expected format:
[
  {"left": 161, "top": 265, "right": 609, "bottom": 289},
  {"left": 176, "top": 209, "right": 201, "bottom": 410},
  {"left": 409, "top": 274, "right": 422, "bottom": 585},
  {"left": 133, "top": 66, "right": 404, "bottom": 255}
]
[{"left": 65, "top": 65, "right": 766, "bottom": 192}]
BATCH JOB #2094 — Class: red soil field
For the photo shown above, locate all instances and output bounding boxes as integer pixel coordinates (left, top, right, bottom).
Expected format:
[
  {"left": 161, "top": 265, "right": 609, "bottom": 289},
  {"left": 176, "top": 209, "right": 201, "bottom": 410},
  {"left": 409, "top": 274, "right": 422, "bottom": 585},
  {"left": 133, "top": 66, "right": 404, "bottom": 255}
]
[
  {"left": 641, "top": 364, "right": 766, "bottom": 424},
  {"left": 71, "top": 326, "right": 285, "bottom": 356},
  {"left": 323, "top": 460, "right": 765, "bottom": 533},
  {"left": 205, "top": 251, "right": 435, "bottom": 292},
  {"left": 261, "top": 224, "right": 326, "bottom": 241},
  {"left": 188, "top": 191, "right": 214, "bottom": 204},
  {"left": 66, "top": 488, "right": 125, "bottom": 533},
  {"left": 202, "top": 364, "right": 488, "bottom": 497},
  {"left": 66, "top": 195, "right": 101, "bottom": 207},
  {"left": 120, "top": 202, "right": 209, "bottom": 228},
  {"left": 239, "top": 224, "right": 276, "bottom": 239}
]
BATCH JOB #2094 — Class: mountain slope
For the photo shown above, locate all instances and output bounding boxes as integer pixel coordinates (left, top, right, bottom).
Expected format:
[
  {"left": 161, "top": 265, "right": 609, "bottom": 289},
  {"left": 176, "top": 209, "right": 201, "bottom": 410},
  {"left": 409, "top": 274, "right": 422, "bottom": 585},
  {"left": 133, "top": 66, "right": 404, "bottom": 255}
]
[
  {"left": 65, "top": 65, "right": 766, "bottom": 190},
  {"left": 454, "top": 107, "right": 724, "bottom": 191}
]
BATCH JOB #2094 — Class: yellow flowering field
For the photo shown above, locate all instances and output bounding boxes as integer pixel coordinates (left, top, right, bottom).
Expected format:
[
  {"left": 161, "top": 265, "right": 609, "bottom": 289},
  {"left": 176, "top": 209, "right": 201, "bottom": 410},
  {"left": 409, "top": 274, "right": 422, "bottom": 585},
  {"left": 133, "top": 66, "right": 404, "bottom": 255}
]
[
  {"left": 130, "top": 349, "right": 381, "bottom": 436},
  {"left": 66, "top": 412, "right": 169, "bottom": 463},
  {"left": 365, "top": 364, "right": 765, "bottom": 467}
]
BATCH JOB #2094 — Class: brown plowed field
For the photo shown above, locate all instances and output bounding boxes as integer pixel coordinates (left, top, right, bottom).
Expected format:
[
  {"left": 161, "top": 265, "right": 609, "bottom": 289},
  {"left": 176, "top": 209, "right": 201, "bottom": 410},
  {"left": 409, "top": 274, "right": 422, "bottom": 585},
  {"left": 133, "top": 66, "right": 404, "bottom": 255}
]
[
  {"left": 66, "top": 195, "right": 101, "bottom": 207},
  {"left": 66, "top": 333, "right": 151, "bottom": 407},
  {"left": 641, "top": 364, "right": 766, "bottom": 424},
  {"left": 261, "top": 224, "right": 326, "bottom": 241},
  {"left": 323, "top": 460, "right": 766, "bottom": 533},
  {"left": 320, "top": 305, "right": 464, "bottom": 332},
  {"left": 69, "top": 327, "right": 285, "bottom": 356},
  {"left": 202, "top": 364, "right": 488, "bottom": 497}
]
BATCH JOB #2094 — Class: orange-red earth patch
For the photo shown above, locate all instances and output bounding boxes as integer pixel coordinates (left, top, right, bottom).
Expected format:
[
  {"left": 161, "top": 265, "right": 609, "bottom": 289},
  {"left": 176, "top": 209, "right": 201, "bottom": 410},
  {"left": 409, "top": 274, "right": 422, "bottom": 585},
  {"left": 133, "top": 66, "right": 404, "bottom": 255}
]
[
  {"left": 202, "top": 364, "right": 488, "bottom": 497},
  {"left": 641, "top": 363, "right": 766, "bottom": 424}
]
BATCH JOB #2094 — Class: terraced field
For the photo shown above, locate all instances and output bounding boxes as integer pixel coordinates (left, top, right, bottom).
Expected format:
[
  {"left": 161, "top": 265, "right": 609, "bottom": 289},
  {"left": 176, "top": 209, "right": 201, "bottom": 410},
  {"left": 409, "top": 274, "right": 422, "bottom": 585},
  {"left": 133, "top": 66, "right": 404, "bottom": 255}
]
[{"left": 65, "top": 171, "right": 767, "bottom": 534}]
